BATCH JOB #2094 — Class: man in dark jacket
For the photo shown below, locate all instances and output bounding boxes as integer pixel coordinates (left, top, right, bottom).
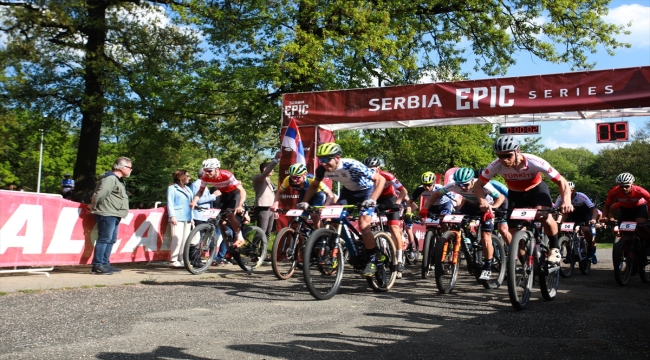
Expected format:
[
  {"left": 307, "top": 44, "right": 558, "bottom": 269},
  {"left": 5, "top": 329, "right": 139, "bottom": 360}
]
[{"left": 86, "top": 157, "right": 132, "bottom": 275}]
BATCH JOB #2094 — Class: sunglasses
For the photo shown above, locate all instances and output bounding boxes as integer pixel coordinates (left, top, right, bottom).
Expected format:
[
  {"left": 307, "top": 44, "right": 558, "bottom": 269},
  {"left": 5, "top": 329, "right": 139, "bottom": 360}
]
[
  {"left": 458, "top": 182, "right": 471, "bottom": 188},
  {"left": 203, "top": 169, "right": 214, "bottom": 173},
  {"left": 497, "top": 153, "right": 515, "bottom": 159},
  {"left": 318, "top": 157, "right": 334, "bottom": 163},
  {"left": 290, "top": 176, "right": 303, "bottom": 181},
  {"left": 621, "top": 184, "right": 631, "bottom": 189},
  {"left": 123, "top": 166, "right": 132, "bottom": 169}
]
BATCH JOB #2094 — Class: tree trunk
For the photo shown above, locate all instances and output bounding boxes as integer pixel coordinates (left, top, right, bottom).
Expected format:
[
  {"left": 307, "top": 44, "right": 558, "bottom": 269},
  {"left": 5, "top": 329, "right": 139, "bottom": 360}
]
[{"left": 72, "top": 0, "right": 108, "bottom": 203}]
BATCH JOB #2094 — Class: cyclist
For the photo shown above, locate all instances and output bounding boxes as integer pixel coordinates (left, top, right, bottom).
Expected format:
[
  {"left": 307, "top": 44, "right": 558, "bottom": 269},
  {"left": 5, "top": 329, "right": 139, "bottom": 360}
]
[
  {"left": 474, "top": 136, "right": 573, "bottom": 266},
  {"left": 402, "top": 195, "right": 418, "bottom": 256},
  {"left": 422, "top": 168, "right": 505, "bottom": 280},
  {"left": 298, "top": 143, "right": 386, "bottom": 277},
  {"left": 270, "top": 163, "right": 336, "bottom": 229},
  {"left": 363, "top": 156, "right": 409, "bottom": 278},
  {"left": 474, "top": 168, "right": 511, "bottom": 246},
  {"left": 416, "top": 171, "right": 460, "bottom": 231},
  {"left": 554, "top": 181, "right": 599, "bottom": 264},
  {"left": 601, "top": 173, "right": 650, "bottom": 241},
  {"left": 190, "top": 158, "right": 248, "bottom": 248}
]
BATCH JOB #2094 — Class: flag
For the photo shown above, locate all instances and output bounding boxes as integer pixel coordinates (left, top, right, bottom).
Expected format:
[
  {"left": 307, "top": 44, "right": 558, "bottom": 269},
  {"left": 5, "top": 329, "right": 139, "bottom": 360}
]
[{"left": 281, "top": 118, "right": 306, "bottom": 164}]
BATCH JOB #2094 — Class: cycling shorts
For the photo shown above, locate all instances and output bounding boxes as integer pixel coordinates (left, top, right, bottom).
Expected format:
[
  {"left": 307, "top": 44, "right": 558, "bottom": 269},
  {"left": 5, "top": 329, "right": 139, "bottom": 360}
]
[
  {"left": 377, "top": 195, "right": 400, "bottom": 221},
  {"left": 618, "top": 204, "right": 648, "bottom": 222},
  {"left": 217, "top": 191, "right": 240, "bottom": 211},
  {"left": 337, "top": 187, "right": 375, "bottom": 216},
  {"left": 428, "top": 201, "right": 453, "bottom": 216},
  {"left": 458, "top": 203, "right": 494, "bottom": 233},
  {"left": 506, "top": 181, "right": 553, "bottom": 228}
]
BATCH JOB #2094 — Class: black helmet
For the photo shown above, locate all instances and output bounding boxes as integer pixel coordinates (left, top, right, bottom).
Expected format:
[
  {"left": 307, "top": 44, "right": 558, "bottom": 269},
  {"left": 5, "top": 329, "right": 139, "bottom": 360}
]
[
  {"left": 493, "top": 136, "right": 520, "bottom": 153},
  {"left": 363, "top": 157, "right": 382, "bottom": 167}
]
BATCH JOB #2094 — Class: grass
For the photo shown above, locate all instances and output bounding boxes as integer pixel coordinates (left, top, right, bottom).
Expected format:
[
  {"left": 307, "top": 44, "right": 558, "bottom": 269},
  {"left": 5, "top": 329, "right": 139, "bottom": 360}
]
[
  {"left": 123, "top": 282, "right": 136, "bottom": 286},
  {"left": 597, "top": 242, "right": 613, "bottom": 250},
  {"left": 18, "top": 289, "right": 41, "bottom": 294},
  {"left": 0, "top": 292, "right": 7, "bottom": 296},
  {"left": 81, "top": 285, "right": 92, "bottom": 289},
  {"left": 140, "top": 275, "right": 159, "bottom": 285},
  {"left": 94, "top": 284, "right": 106, "bottom": 288}
]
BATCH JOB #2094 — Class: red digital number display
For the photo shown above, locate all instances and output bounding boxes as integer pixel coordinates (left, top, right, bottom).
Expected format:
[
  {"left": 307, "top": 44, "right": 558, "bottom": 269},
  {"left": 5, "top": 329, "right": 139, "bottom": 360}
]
[
  {"left": 596, "top": 121, "right": 628, "bottom": 143},
  {"left": 498, "top": 125, "right": 541, "bottom": 135}
]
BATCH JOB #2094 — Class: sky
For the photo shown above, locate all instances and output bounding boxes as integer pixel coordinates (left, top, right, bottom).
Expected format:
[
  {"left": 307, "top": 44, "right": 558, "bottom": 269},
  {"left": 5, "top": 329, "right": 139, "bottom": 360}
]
[{"left": 461, "top": 0, "right": 650, "bottom": 153}]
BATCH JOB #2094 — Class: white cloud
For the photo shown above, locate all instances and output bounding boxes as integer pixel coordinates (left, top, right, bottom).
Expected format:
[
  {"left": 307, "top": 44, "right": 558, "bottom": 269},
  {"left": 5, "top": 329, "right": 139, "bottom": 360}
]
[{"left": 603, "top": 4, "right": 650, "bottom": 47}]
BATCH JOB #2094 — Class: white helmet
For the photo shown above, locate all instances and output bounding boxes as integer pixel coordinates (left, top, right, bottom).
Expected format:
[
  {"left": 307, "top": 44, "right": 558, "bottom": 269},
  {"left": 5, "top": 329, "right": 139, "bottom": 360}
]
[
  {"left": 202, "top": 158, "right": 220, "bottom": 169},
  {"left": 616, "top": 172, "right": 634, "bottom": 184},
  {"left": 567, "top": 181, "right": 575, "bottom": 189}
]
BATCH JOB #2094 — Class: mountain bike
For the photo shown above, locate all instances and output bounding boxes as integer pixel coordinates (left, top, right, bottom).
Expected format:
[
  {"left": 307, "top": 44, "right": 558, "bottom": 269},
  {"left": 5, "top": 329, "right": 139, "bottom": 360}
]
[
  {"left": 434, "top": 213, "right": 506, "bottom": 294},
  {"left": 420, "top": 214, "right": 443, "bottom": 279},
  {"left": 303, "top": 205, "right": 397, "bottom": 300},
  {"left": 612, "top": 221, "right": 650, "bottom": 286},
  {"left": 558, "top": 222, "right": 592, "bottom": 278},
  {"left": 373, "top": 208, "right": 418, "bottom": 267},
  {"left": 507, "top": 208, "right": 560, "bottom": 310},
  {"left": 183, "top": 207, "right": 267, "bottom": 274},
  {"left": 271, "top": 208, "right": 319, "bottom": 280}
]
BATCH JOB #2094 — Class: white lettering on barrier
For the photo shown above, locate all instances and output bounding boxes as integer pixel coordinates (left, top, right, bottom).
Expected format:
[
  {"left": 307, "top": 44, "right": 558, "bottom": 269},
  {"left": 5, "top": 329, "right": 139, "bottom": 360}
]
[
  {"left": 0, "top": 204, "right": 43, "bottom": 254},
  {"left": 46, "top": 207, "right": 85, "bottom": 254},
  {"left": 121, "top": 212, "right": 164, "bottom": 252}
]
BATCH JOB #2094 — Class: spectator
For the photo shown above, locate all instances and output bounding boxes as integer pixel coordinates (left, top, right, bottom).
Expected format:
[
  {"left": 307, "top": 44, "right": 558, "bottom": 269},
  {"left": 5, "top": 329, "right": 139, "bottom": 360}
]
[
  {"left": 87, "top": 157, "right": 132, "bottom": 275},
  {"left": 17, "top": 185, "right": 24, "bottom": 192},
  {"left": 7, "top": 184, "right": 15, "bottom": 190},
  {"left": 190, "top": 169, "right": 228, "bottom": 266},
  {"left": 252, "top": 151, "right": 281, "bottom": 239},
  {"left": 61, "top": 173, "right": 75, "bottom": 199},
  {"left": 167, "top": 169, "right": 194, "bottom": 268}
]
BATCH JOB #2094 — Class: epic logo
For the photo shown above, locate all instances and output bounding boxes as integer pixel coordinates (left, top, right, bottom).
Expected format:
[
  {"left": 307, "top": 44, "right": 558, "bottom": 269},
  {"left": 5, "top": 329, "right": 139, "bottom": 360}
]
[{"left": 284, "top": 104, "right": 309, "bottom": 117}]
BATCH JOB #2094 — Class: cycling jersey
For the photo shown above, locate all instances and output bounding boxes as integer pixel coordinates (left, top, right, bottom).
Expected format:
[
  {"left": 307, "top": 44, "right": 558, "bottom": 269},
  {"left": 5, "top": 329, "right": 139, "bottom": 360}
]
[
  {"left": 439, "top": 179, "right": 501, "bottom": 205},
  {"left": 489, "top": 179, "right": 508, "bottom": 197},
  {"left": 199, "top": 170, "right": 241, "bottom": 193},
  {"left": 280, "top": 174, "right": 327, "bottom": 194},
  {"left": 375, "top": 170, "right": 405, "bottom": 198},
  {"left": 315, "top": 158, "right": 374, "bottom": 191},
  {"left": 479, "top": 153, "right": 562, "bottom": 192},
  {"left": 554, "top": 192, "right": 595, "bottom": 209},
  {"left": 604, "top": 185, "right": 650, "bottom": 208}
]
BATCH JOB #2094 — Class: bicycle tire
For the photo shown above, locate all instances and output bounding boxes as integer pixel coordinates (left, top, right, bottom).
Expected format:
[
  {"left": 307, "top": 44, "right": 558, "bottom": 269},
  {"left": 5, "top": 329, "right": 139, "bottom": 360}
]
[
  {"left": 302, "top": 228, "right": 345, "bottom": 300},
  {"left": 271, "top": 227, "right": 301, "bottom": 280},
  {"left": 482, "top": 234, "right": 506, "bottom": 289},
  {"left": 232, "top": 225, "right": 268, "bottom": 272},
  {"left": 434, "top": 231, "right": 460, "bottom": 294},
  {"left": 182, "top": 223, "right": 217, "bottom": 275},
  {"left": 558, "top": 236, "right": 574, "bottom": 278},
  {"left": 507, "top": 230, "right": 534, "bottom": 310},
  {"left": 613, "top": 236, "right": 633, "bottom": 286},
  {"left": 578, "top": 237, "right": 591, "bottom": 275},
  {"left": 421, "top": 230, "right": 435, "bottom": 279},
  {"left": 367, "top": 231, "right": 397, "bottom": 292},
  {"left": 539, "top": 242, "right": 560, "bottom": 302}
]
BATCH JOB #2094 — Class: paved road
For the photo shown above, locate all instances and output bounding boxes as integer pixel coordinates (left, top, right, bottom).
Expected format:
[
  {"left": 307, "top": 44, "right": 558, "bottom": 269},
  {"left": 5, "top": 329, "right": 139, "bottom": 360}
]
[{"left": 1, "top": 249, "right": 649, "bottom": 359}]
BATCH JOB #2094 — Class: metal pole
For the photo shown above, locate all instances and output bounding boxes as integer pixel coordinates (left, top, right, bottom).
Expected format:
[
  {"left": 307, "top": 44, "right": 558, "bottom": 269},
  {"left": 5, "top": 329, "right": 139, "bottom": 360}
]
[{"left": 37, "top": 129, "right": 44, "bottom": 193}]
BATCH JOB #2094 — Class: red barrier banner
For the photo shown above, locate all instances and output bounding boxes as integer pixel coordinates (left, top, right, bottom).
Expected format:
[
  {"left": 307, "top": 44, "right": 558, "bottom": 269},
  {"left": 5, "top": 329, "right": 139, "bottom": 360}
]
[
  {"left": 282, "top": 67, "right": 650, "bottom": 128},
  {"left": 0, "top": 191, "right": 171, "bottom": 267}
]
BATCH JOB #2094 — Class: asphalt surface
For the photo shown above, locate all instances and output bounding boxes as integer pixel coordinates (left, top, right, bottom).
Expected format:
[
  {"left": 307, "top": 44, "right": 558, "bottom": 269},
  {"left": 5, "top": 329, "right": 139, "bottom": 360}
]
[{"left": 1, "top": 249, "right": 649, "bottom": 360}]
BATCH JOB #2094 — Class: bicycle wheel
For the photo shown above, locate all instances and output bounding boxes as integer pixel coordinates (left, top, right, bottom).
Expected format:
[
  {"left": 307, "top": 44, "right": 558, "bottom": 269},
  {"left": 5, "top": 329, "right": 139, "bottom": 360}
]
[
  {"left": 613, "top": 236, "right": 633, "bottom": 286},
  {"left": 507, "top": 231, "right": 534, "bottom": 310},
  {"left": 182, "top": 223, "right": 217, "bottom": 275},
  {"left": 558, "top": 236, "right": 574, "bottom": 278},
  {"left": 482, "top": 234, "right": 506, "bottom": 289},
  {"left": 232, "top": 225, "right": 268, "bottom": 272},
  {"left": 578, "top": 237, "right": 591, "bottom": 275},
  {"left": 405, "top": 230, "right": 419, "bottom": 265},
  {"left": 434, "top": 231, "right": 460, "bottom": 294},
  {"left": 271, "top": 227, "right": 302, "bottom": 280},
  {"left": 367, "top": 231, "right": 397, "bottom": 292},
  {"left": 303, "top": 228, "right": 345, "bottom": 300},
  {"left": 539, "top": 249, "right": 560, "bottom": 301},
  {"left": 421, "top": 230, "right": 436, "bottom": 279}
]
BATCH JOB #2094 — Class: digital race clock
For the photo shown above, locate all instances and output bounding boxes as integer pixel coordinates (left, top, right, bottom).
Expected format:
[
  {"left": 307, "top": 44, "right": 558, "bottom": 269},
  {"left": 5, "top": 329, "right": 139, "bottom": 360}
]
[{"left": 498, "top": 125, "right": 541, "bottom": 135}]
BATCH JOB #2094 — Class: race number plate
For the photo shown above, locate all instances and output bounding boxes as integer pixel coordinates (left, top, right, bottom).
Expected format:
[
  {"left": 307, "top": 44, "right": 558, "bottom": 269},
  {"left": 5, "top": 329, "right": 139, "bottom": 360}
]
[
  {"left": 510, "top": 208, "right": 537, "bottom": 220},
  {"left": 285, "top": 209, "right": 304, "bottom": 217},
  {"left": 371, "top": 213, "right": 379, "bottom": 222},
  {"left": 443, "top": 214, "right": 465, "bottom": 223},
  {"left": 203, "top": 209, "right": 221, "bottom": 218},
  {"left": 619, "top": 222, "right": 637, "bottom": 232},
  {"left": 560, "top": 222, "right": 575, "bottom": 231},
  {"left": 320, "top": 206, "right": 344, "bottom": 219},
  {"left": 424, "top": 218, "right": 440, "bottom": 226}
]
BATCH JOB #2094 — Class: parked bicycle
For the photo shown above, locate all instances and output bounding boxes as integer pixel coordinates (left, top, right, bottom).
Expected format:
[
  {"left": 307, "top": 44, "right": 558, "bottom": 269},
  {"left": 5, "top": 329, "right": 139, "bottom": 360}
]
[
  {"left": 183, "top": 207, "right": 267, "bottom": 274},
  {"left": 434, "top": 212, "right": 506, "bottom": 294},
  {"left": 271, "top": 208, "right": 319, "bottom": 280},
  {"left": 611, "top": 220, "right": 650, "bottom": 285},
  {"left": 507, "top": 208, "right": 560, "bottom": 310},
  {"left": 558, "top": 221, "right": 592, "bottom": 278},
  {"left": 303, "top": 205, "right": 397, "bottom": 300}
]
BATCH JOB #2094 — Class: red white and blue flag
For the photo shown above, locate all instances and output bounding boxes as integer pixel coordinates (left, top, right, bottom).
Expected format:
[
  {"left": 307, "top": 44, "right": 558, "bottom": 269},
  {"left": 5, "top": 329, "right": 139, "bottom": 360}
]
[{"left": 281, "top": 118, "right": 306, "bottom": 164}]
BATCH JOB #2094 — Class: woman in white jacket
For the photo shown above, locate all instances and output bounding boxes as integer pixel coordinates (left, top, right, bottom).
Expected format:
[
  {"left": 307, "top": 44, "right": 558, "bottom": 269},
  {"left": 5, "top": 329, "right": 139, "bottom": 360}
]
[{"left": 167, "top": 170, "right": 193, "bottom": 268}]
